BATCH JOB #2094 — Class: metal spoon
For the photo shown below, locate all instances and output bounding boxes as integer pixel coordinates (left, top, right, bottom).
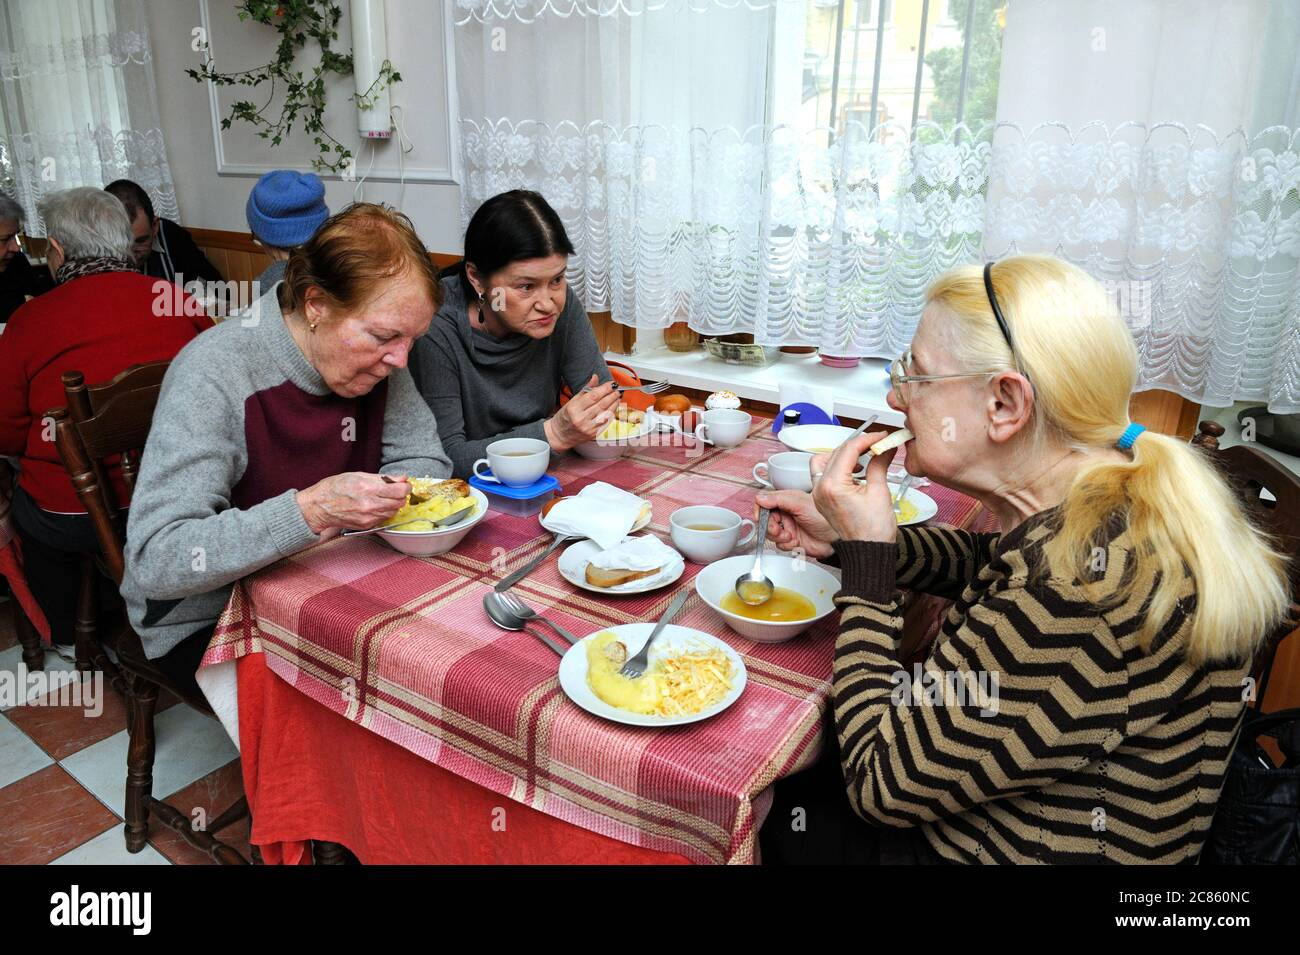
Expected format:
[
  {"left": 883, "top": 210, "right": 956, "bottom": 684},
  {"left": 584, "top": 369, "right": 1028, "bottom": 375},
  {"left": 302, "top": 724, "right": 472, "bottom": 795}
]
[
  {"left": 483, "top": 592, "right": 566, "bottom": 656},
  {"left": 341, "top": 505, "right": 473, "bottom": 537},
  {"left": 485, "top": 590, "right": 581, "bottom": 647},
  {"left": 734, "top": 507, "right": 774, "bottom": 606}
]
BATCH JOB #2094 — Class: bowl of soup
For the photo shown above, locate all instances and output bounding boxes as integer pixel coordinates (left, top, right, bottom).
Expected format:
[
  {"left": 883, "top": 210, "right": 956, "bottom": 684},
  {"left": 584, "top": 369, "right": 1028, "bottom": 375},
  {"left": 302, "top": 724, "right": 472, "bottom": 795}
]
[{"left": 694, "top": 554, "right": 840, "bottom": 642}]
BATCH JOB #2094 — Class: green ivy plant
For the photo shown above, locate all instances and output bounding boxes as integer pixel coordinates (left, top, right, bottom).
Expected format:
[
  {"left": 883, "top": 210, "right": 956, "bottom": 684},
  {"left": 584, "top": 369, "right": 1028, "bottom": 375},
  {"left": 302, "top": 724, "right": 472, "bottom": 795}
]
[{"left": 187, "top": 0, "right": 402, "bottom": 174}]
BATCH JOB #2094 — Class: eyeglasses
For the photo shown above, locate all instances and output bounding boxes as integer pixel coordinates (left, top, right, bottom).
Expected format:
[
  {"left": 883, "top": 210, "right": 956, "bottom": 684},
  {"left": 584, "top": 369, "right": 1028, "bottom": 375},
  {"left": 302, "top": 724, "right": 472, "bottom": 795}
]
[
  {"left": 888, "top": 350, "right": 999, "bottom": 408},
  {"left": 888, "top": 261, "right": 1031, "bottom": 409}
]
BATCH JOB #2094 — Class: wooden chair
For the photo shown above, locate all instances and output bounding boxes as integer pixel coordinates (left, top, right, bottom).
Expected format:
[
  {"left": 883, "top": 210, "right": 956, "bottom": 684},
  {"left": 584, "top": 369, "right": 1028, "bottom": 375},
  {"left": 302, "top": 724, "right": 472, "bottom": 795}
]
[
  {"left": 1192, "top": 420, "right": 1300, "bottom": 712},
  {"left": 51, "top": 362, "right": 251, "bottom": 864}
]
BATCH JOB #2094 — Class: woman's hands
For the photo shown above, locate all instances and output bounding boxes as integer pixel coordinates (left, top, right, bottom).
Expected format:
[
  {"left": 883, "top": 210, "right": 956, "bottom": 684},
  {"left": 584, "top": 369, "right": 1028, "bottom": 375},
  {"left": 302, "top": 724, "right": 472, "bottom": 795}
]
[
  {"left": 544, "top": 374, "right": 620, "bottom": 451},
  {"left": 809, "top": 432, "right": 900, "bottom": 544},
  {"left": 754, "top": 489, "right": 839, "bottom": 559},
  {"left": 296, "top": 472, "right": 410, "bottom": 535}
]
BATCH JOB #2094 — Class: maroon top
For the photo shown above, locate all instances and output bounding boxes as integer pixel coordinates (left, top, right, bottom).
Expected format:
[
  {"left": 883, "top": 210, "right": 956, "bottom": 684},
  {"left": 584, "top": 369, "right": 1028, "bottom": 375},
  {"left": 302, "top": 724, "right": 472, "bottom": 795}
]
[{"left": 232, "top": 378, "right": 388, "bottom": 509}]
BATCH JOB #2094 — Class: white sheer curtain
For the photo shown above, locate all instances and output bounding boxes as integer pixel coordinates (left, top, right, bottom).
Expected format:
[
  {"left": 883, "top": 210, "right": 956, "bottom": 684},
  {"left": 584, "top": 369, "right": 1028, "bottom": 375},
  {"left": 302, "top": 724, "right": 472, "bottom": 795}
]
[
  {"left": 988, "top": 0, "right": 1300, "bottom": 412},
  {"left": 453, "top": 0, "right": 1299, "bottom": 410},
  {"left": 455, "top": 0, "right": 989, "bottom": 355},
  {"left": 0, "top": 0, "right": 178, "bottom": 232}
]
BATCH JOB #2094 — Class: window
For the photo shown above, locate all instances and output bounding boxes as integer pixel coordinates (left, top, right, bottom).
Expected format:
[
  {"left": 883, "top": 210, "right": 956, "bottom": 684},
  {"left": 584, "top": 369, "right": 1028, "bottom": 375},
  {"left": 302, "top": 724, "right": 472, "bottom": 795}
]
[
  {"left": 785, "top": 0, "right": 1004, "bottom": 140},
  {"left": 856, "top": 0, "right": 892, "bottom": 27}
]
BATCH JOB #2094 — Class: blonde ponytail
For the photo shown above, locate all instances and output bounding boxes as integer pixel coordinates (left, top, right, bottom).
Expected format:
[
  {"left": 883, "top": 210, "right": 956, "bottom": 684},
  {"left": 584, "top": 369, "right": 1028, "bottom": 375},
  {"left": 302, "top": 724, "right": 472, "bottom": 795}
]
[
  {"left": 929, "top": 255, "right": 1293, "bottom": 667},
  {"left": 1048, "top": 430, "right": 1291, "bottom": 666}
]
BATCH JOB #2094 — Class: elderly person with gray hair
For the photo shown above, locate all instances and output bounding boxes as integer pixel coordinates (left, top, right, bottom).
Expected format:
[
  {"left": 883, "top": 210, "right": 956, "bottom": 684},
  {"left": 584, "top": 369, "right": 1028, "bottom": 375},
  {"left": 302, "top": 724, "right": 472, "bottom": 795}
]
[
  {"left": 0, "top": 187, "right": 210, "bottom": 652},
  {"left": 0, "top": 193, "right": 53, "bottom": 327}
]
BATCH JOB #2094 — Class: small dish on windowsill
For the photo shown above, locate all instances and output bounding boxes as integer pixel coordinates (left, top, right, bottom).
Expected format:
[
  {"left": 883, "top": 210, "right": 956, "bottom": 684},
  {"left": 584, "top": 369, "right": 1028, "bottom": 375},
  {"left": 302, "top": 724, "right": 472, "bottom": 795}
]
[{"left": 818, "top": 353, "right": 860, "bottom": 368}]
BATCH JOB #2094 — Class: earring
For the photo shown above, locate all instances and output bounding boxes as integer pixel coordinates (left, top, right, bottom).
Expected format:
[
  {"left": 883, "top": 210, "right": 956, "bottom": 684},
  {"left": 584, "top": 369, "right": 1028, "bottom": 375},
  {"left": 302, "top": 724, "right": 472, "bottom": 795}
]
[
  {"left": 477, "top": 291, "right": 486, "bottom": 323},
  {"left": 309, "top": 320, "right": 318, "bottom": 333}
]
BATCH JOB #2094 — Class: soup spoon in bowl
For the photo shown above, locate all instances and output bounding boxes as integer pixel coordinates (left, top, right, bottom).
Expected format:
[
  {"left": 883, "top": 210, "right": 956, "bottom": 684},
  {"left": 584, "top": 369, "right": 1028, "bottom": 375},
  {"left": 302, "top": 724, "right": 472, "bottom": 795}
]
[{"left": 734, "top": 507, "right": 774, "bottom": 606}]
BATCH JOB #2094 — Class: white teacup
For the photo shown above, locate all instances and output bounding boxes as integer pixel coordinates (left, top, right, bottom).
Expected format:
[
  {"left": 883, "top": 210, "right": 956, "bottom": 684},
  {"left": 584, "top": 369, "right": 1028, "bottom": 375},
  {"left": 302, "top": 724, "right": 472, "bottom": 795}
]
[
  {"left": 669, "top": 506, "right": 756, "bottom": 563},
  {"left": 753, "top": 451, "right": 816, "bottom": 491},
  {"left": 754, "top": 451, "right": 866, "bottom": 490},
  {"left": 472, "top": 437, "right": 550, "bottom": 488},
  {"left": 694, "top": 408, "right": 751, "bottom": 448}
]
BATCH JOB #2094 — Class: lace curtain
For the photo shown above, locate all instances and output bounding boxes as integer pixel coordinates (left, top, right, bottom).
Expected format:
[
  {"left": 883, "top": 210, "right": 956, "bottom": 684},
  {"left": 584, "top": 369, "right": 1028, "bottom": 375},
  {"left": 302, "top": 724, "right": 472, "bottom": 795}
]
[
  {"left": 454, "top": 0, "right": 1300, "bottom": 412},
  {"left": 0, "top": 0, "right": 178, "bottom": 232}
]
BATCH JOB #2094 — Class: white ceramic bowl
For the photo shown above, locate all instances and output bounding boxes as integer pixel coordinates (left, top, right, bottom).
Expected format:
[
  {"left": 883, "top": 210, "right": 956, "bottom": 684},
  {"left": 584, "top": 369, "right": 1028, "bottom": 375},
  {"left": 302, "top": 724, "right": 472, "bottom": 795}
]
[
  {"left": 574, "top": 419, "right": 654, "bottom": 460},
  {"left": 374, "top": 487, "right": 489, "bottom": 557},
  {"left": 694, "top": 554, "right": 840, "bottom": 643},
  {"left": 778, "top": 423, "right": 857, "bottom": 454}
]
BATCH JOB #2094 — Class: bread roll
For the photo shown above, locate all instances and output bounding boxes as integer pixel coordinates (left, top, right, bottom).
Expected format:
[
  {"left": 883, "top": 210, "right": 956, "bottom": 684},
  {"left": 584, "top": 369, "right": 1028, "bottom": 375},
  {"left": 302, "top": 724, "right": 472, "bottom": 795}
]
[{"left": 653, "top": 393, "right": 691, "bottom": 415}]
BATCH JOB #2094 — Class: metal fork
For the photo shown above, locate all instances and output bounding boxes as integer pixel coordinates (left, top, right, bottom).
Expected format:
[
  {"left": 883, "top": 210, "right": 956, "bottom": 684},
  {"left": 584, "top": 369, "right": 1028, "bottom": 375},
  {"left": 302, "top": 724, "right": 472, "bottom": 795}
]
[
  {"left": 495, "top": 591, "right": 582, "bottom": 646},
  {"left": 581, "top": 379, "right": 671, "bottom": 397},
  {"left": 891, "top": 473, "right": 915, "bottom": 511},
  {"left": 620, "top": 589, "right": 690, "bottom": 679}
]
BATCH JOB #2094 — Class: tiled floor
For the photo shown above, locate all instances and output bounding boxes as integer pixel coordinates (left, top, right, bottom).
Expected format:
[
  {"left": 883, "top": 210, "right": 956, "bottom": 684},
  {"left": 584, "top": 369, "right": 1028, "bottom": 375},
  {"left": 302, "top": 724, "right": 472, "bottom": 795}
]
[{"left": 0, "top": 596, "right": 248, "bottom": 864}]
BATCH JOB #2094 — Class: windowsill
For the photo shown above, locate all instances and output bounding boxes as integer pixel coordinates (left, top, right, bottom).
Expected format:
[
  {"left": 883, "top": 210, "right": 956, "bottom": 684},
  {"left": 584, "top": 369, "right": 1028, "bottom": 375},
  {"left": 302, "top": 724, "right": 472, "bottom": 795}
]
[{"left": 605, "top": 344, "right": 905, "bottom": 426}]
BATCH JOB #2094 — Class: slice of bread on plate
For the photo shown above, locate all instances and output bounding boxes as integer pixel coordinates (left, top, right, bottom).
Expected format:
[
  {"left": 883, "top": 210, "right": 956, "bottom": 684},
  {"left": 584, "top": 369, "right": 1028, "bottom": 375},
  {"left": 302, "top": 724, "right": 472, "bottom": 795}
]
[{"left": 585, "top": 564, "right": 662, "bottom": 588}]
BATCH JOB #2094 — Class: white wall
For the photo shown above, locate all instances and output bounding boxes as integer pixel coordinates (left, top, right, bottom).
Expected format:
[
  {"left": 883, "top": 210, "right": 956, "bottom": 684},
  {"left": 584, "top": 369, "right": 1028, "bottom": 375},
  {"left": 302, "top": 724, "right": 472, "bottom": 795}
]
[{"left": 145, "top": 0, "right": 465, "bottom": 254}]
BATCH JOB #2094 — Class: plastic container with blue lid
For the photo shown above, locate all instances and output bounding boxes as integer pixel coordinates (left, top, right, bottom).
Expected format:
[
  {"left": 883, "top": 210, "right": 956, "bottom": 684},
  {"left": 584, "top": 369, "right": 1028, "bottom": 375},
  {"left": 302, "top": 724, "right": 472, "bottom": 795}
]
[{"left": 468, "top": 472, "right": 562, "bottom": 517}]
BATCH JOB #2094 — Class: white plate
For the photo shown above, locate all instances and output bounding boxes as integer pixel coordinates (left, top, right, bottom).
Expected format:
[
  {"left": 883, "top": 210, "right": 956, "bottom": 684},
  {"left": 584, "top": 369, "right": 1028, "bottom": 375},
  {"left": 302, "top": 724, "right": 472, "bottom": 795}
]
[
  {"left": 540, "top": 497, "right": 652, "bottom": 536},
  {"left": 558, "top": 537, "right": 685, "bottom": 594},
  {"left": 891, "top": 482, "right": 938, "bottom": 526},
  {"left": 557, "top": 623, "right": 747, "bottom": 727},
  {"left": 779, "top": 424, "right": 858, "bottom": 453}
]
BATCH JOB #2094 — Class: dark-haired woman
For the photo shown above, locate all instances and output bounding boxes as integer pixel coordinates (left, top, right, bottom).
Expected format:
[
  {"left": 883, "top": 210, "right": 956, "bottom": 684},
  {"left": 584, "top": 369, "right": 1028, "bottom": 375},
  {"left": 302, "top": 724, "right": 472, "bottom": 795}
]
[{"left": 409, "top": 190, "right": 618, "bottom": 477}]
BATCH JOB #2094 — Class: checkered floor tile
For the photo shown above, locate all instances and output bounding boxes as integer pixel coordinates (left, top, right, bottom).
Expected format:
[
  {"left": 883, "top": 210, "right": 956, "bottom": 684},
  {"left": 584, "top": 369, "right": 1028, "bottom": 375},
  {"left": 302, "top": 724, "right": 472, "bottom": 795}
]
[{"left": 0, "top": 597, "right": 248, "bottom": 864}]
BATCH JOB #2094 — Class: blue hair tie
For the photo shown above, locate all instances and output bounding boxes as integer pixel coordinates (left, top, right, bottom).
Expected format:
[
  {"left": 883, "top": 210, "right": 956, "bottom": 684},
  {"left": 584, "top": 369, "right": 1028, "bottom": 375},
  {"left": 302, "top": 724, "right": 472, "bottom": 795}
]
[{"left": 1116, "top": 423, "right": 1146, "bottom": 450}]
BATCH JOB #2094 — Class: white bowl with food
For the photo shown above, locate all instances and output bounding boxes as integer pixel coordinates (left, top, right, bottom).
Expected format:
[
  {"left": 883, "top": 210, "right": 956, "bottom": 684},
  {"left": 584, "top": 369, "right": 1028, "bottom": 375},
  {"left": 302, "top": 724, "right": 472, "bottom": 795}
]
[
  {"left": 573, "top": 417, "right": 654, "bottom": 460},
  {"left": 778, "top": 423, "right": 858, "bottom": 454},
  {"left": 374, "top": 482, "right": 489, "bottom": 557},
  {"left": 694, "top": 554, "right": 840, "bottom": 642},
  {"left": 558, "top": 624, "right": 747, "bottom": 727}
]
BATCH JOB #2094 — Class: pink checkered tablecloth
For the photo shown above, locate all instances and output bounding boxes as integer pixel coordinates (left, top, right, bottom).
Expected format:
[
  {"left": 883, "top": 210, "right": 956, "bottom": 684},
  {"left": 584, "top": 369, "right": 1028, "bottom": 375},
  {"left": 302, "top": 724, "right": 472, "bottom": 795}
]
[{"left": 205, "top": 418, "right": 985, "bottom": 864}]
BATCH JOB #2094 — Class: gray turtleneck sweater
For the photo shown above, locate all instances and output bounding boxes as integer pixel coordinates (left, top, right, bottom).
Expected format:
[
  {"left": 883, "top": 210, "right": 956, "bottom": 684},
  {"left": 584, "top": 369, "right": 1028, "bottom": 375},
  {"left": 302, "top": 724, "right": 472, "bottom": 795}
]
[
  {"left": 408, "top": 276, "right": 611, "bottom": 477},
  {"left": 121, "top": 286, "right": 452, "bottom": 659}
]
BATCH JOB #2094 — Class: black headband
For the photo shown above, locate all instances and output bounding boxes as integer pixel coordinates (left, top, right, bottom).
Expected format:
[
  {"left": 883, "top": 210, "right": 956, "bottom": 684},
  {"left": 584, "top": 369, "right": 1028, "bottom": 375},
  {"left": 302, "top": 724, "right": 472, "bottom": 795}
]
[{"left": 982, "top": 261, "right": 1016, "bottom": 353}]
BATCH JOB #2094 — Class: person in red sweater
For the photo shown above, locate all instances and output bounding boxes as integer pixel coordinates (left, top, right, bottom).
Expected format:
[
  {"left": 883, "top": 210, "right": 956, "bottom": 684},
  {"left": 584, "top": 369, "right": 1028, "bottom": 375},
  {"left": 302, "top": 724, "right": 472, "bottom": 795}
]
[{"left": 0, "top": 187, "right": 210, "bottom": 649}]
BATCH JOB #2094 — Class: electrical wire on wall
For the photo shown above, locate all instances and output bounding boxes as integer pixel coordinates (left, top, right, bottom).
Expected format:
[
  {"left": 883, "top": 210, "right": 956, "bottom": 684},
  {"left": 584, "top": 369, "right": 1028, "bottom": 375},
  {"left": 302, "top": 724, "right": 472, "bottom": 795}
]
[{"left": 351, "top": 105, "right": 413, "bottom": 210}]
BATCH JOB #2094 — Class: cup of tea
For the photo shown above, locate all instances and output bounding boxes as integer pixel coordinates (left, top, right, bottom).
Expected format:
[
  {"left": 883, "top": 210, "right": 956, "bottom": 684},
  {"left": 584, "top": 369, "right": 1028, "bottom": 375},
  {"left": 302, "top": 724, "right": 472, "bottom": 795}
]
[
  {"left": 669, "top": 506, "right": 756, "bottom": 563},
  {"left": 472, "top": 437, "right": 550, "bottom": 488},
  {"left": 694, "top": 408, "right": 752, "bottom": 448}
]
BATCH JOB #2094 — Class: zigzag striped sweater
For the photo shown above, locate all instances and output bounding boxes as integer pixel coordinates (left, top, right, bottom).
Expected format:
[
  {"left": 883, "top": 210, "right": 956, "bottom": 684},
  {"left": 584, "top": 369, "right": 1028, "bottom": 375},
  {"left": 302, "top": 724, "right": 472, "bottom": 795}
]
[{"left": 830, "top": 508, "right": 1251, "bottom": 864}]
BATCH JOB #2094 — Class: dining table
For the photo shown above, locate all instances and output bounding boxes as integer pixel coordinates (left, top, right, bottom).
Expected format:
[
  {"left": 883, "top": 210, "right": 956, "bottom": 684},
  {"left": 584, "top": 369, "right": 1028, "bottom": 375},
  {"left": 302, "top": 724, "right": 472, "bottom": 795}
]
[{"left": 198, "top": 415, "right": 994, "bottom": 864}]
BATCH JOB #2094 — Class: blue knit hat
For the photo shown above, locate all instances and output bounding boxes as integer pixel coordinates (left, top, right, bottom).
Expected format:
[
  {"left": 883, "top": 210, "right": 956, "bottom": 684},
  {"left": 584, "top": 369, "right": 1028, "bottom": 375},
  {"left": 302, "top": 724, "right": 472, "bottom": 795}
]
[{"left": 246, "top": 170, "right": 328, "bottom": 249}]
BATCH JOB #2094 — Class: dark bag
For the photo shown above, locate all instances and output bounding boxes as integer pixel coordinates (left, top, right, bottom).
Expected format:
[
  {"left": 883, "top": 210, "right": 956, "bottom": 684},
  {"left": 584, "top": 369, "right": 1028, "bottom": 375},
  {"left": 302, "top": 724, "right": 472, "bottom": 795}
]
[{"left": 1201, "top": 707, "right": 1300, "bottom": 864}]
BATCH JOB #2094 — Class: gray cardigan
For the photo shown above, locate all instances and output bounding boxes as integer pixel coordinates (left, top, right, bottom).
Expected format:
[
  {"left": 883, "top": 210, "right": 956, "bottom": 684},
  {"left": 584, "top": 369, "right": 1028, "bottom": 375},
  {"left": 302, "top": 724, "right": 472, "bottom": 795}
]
[
  {"left": 408, "top": 276, "right": 611, "bottom": 477},
  {"left": 121, "top": 287, "right": 451, "bottom": 659}
]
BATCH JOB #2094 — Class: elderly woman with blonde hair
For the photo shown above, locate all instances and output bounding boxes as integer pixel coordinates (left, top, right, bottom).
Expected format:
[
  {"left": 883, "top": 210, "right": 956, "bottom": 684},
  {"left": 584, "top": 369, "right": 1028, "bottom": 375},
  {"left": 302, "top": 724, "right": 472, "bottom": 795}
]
[{"left": 757, "top": 254, "right": 1293, "bottom": 865}]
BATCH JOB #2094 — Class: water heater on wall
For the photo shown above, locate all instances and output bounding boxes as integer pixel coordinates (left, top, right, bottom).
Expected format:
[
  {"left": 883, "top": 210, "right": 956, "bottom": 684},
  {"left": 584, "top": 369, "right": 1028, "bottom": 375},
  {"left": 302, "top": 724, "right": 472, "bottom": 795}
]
[{"left": 350, "top": 0, "right": 393, "bottom": 139}]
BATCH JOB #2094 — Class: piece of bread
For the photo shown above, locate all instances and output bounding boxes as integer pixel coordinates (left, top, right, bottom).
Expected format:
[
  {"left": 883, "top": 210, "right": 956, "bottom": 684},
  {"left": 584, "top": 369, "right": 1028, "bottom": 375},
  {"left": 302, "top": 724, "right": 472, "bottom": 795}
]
[
  {"left": 408, "top": 477, "right": 470, "bottom": 505},
  {"left": 585, "top": 563, "right": 662, "bottom": 588},
  {"left": 868, "top": 427, "right": 914, "bottom": 456}
]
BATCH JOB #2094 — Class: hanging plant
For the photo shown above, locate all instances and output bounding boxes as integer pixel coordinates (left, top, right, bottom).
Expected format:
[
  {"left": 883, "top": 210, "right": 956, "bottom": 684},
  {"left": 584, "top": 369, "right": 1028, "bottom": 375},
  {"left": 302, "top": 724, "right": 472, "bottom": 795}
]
[{"left": 187, "top": 0, "right": 402, "bottom": 174}]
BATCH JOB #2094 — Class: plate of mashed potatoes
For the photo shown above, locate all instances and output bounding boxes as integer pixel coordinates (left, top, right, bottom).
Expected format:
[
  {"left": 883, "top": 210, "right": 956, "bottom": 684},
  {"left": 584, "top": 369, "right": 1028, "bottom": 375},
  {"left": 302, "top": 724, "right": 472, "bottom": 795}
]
[{"left": 557, "top": 625, "right": 747, "bottom": 727}]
